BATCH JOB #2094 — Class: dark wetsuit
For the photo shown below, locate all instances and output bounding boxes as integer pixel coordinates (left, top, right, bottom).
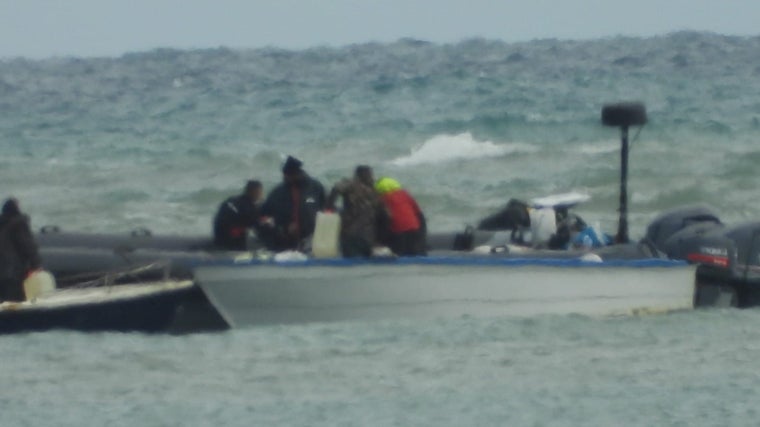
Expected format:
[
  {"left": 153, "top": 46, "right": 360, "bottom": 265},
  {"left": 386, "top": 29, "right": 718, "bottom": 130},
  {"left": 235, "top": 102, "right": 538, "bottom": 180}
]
[
  {"left": 0, "top": 213, "right": 41, "bottom": 302},
  {"left": 261, "top": 175, "right": 326, "bottom": 251},
  {"left": 213, "top": 194, "right": 261, "bottom": 251}
]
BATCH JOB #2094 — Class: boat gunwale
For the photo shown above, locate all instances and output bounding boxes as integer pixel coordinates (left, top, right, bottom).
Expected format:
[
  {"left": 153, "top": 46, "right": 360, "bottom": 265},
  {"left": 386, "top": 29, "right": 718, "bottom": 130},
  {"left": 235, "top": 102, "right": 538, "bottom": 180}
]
[{"left": 196, "top": 256, "right": 689, "bottom": 269}]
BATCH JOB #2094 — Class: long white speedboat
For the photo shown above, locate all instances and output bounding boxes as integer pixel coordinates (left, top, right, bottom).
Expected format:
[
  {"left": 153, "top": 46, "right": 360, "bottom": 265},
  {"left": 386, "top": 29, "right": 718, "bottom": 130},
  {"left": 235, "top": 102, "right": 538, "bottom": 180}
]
[{"left": 193, "top": 256, "right": 697, "bottom": 327}]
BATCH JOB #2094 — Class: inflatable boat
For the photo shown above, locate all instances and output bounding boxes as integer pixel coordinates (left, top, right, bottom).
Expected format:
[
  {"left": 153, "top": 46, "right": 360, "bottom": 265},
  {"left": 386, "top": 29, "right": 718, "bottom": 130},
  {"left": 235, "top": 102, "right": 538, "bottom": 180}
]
[
  {"left": 0, "top": 275, "right": 229, "bottom": 334},
  {"left": 28, "top": 102, "right": 704, "bottom": 326},
  {"left": 34, "top": 217, "right": 697, "bottom": 326}
]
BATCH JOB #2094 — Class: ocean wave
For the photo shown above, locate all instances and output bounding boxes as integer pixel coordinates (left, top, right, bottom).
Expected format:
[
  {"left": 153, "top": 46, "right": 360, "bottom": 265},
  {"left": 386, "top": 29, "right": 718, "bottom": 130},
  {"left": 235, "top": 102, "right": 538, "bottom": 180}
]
[
  {"left": 3, "top": 32, "right": 760, "bottom": 233},
  {"left": 389, "top": 133, "right": 535, "bottom": 167}
]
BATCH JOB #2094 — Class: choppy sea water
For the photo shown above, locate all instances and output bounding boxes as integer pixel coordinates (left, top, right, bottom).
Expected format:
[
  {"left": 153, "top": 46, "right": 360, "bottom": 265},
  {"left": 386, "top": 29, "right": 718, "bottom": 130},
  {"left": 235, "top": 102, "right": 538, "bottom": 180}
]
[
  {"left": 3, "top": 310, "right": 760, "bottom": 426},
  {"left": 2, "top": 31, "right": 760, "bottom": 236},
  {"left": 3, "top": 31, "right": 760, "bottom": 426}
]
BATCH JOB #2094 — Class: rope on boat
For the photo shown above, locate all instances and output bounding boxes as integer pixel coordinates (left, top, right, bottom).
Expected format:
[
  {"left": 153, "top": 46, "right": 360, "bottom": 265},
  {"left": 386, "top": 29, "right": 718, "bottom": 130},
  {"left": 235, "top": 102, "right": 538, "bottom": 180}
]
[{"left": 65, "top": 261, "right": 172, "bottom": 289}]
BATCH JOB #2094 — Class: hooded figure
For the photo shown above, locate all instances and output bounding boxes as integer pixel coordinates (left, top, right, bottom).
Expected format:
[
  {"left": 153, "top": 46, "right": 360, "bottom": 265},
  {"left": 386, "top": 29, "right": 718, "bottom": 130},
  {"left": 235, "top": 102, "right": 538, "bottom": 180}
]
[
  {"left": 375, "top": 178, "right": 427, "bottom": 256},
  {"left": 0, "top": 198, "right": 41, "bottom": 302},
  {"left": 261, "top": 156, "right": 326, "bottom": 251}
]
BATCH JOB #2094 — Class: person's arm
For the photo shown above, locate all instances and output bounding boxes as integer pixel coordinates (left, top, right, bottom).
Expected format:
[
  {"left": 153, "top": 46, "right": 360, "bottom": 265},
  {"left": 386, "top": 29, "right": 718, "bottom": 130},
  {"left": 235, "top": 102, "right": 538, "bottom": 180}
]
[
  {"left": 13, "top": 220, "right": 41, "bottom": 271},
  {"left": 408, "top": 193, "right": 423, "bottom": 217},
  {"left": 407, "top": 192, "right": 426, "bottom": 234},
  {"left": 374, "top": 195, "right": 391, "bottom": 245},
  {"left": 240, "top": 197, "right": 262, "bottom": 228},
  {"left": 325, "top": 179, "right": 348, "bottom": 211},
  {"left": 247, "top": 203, "right": 264, "bottom": 232},
  {"left": 318, "top": 181, "right": 327, "bottom": 210},
  {"left": 260, "top": 193, "right": 272, "bottom": 217},
  {"left": 326, "top": 187, "right": 340, "bottom": 211}
]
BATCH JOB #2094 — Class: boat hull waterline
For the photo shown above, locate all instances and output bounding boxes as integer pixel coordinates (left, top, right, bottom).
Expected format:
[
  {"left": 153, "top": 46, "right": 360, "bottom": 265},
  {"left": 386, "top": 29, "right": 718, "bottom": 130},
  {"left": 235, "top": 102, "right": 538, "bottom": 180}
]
[{"left": 194, "top": 258, "right": 697, "bottom": 326}]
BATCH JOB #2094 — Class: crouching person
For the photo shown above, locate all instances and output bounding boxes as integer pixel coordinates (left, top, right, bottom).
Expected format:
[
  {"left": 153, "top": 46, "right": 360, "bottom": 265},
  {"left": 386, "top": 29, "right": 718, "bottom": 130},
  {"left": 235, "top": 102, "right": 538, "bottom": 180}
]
[
  {"left": 375, "top": 177, "right": 427, "bottom": 256},
  {"left": 327, "top": 165, "right": 387, "bottom": 258},
  {"left": 213, "top": 180, "right": 270, "bottom": 251}
]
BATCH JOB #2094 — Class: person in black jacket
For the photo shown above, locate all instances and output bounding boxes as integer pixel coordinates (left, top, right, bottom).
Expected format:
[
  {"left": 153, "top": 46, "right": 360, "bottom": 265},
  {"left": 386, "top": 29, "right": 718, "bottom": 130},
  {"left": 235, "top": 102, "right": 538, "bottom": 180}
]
[
  {"left": 213, "top": 180, "right": 267, "bottom": 250},
  {"left": 261, "top": 156, "right": 326, "bottom": 251},
  {"left": 0, "top": 198, "right": 41, "bottom": 302}
]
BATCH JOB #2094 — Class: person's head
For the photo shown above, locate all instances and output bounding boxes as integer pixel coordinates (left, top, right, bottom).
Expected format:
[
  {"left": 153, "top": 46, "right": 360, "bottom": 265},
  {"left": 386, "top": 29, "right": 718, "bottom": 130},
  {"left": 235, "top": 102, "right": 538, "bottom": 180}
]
[
  {"left": 375, "top": 177, "right": 402, "bottom": 195},
  {"left": 244, "top": 180, "right": 263, "bottom": 202},
  {"left": 1, "top": 198, "right": 20, "bottom": 217},
  {"left": 282, "top": 155, "right": 304, "bottom": 185},
  {"left": 355, "top": 165, "right": 373, "bottom": 186}
]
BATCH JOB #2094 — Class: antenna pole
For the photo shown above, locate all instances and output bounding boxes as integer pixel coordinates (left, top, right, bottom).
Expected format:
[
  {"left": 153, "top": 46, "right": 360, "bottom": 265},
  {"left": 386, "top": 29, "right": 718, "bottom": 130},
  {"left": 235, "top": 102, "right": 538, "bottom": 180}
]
[
  {"left": 616, "top": 126, "right": 629, "bottom": 243},
  {"left": 601, "top": 102, "right": 646, "bottom": 246}
]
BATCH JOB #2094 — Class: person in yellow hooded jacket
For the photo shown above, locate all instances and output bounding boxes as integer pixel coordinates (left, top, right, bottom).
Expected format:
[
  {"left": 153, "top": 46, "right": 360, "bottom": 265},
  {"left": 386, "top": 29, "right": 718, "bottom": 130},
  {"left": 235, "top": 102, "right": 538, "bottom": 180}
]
[{"left": 375, "top": 177, "right": 426, "bottom": 256}]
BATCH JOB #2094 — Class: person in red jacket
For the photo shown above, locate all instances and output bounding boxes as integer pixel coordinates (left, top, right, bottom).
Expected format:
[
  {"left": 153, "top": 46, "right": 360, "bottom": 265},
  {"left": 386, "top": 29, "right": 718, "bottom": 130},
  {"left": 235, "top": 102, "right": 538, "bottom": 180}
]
[{"left": 374, "top": 177, "right": 426, "bottom": 256}]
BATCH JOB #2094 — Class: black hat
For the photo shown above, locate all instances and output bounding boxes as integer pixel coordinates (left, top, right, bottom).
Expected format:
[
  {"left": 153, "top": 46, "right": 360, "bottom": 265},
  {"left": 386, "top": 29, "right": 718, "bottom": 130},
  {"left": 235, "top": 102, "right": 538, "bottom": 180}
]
[
  {"left": 282, "top": 156, "right": 303, "bottom": 174},
  {"left": 355, "top": 165, "right": 372, "bottom": 176}
]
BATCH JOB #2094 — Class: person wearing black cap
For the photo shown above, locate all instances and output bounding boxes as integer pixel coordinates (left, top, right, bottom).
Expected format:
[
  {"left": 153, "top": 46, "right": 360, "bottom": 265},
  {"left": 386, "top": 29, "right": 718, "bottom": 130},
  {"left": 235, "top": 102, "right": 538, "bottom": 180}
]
[
  {"left": 261, "top": 156, "right": 326, "bottom": 251},
  {"left": 212, "top": 180, "right": 270, "bottom": 251},
  {"left": 0, "top": 198, "right": 41, "bottom": 302}
]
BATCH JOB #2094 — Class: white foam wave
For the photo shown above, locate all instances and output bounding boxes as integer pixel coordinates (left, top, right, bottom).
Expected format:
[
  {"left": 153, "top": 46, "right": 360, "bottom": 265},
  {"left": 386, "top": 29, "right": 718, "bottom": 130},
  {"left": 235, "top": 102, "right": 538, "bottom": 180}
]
[{"left": 390, "top": 133, "right": 532, "bottom": 166}]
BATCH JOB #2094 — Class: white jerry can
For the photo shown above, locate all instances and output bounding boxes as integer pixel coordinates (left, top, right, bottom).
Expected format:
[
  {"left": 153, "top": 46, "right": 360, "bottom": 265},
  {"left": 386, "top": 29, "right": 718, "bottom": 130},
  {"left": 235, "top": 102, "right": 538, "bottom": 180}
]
[
  {"left": 23, "top": 270, "right": 57, "bottom": 301},
  {"left": 529, "top": 207, "right": 557, "bottom": 247},
  {"left": 312, "top": 211, "right": 341, "bottom": 258}
]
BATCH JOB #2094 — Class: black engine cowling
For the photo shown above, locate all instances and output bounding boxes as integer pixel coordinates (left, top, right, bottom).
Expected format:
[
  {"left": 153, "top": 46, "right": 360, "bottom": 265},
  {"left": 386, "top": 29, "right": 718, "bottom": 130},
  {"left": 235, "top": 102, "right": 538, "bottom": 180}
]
[
  {"left": 645, "top": 205, "right": 722, "bottom": 251},
  {"left": 661, "top": 222, "right": 732, "bottom": 268}
]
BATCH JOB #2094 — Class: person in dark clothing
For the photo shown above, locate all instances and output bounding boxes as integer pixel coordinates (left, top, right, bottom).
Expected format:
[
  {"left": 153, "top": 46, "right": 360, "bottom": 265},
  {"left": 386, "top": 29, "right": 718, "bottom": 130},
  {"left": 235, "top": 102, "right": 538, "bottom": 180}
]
[
  {"left": 326, "top": 165, "right": 388, "bottom": 258},
  {"left": 476, "top": 199, "right": 531, "bottom": 231},
  {"left": 261, "top": 156, "right": 326, "bottom": 251},
  {"left": 0, "top": 198, "right": 42, "bottom": 302},
  {"left": 213, "top": 180, "right": 267, "bottom": 251}
]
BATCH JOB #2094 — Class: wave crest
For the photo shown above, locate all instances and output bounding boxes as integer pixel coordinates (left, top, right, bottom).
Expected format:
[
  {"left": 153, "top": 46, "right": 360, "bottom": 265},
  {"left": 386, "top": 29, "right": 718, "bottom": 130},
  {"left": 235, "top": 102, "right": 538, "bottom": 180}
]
[{"left": 390, "top": 133, "right": 533, "bottom": 166}]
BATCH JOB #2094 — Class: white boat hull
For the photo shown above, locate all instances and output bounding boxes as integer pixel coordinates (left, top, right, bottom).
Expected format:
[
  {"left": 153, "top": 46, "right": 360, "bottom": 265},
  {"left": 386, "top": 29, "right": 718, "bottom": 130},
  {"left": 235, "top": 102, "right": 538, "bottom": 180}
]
[{"left": 194, "top": 259, "right": 697, "bottom": 326}]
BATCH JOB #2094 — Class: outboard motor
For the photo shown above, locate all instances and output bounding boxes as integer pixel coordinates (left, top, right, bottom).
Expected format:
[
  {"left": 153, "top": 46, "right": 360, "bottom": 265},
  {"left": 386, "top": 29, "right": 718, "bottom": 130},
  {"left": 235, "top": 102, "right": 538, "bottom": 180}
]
[
  {"left": 662, "top": 220, "right": 760, "bottom": 308},
  {"left": 656, "top": 224, "right": 737, "bottom": 307},
  {"left": 661, "top": 222, "right": 732, "bottom": 266},
  {"left": 724, "top": 222, "right": 760, "bottom": 271},
  {"left": 722, "top": 222, "right": 760, "bottom": 304},
  {"left": 644, "top": 205, "right": 722, "bottom": 252},
  {"left": 690, "top": 222, "right": 760, "bottom": 307}
]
